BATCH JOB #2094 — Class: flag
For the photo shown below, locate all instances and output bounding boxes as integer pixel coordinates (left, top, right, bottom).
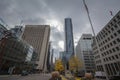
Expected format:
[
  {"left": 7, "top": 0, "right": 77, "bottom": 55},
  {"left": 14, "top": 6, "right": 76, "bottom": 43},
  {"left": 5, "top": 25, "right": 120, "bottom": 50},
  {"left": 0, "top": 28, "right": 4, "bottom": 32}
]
[
  {"left": 110, "top": 11, "right": 113, "bottom": 16},
  {"left": 83, "top": 0, "right": 89, "bottom": 14}
]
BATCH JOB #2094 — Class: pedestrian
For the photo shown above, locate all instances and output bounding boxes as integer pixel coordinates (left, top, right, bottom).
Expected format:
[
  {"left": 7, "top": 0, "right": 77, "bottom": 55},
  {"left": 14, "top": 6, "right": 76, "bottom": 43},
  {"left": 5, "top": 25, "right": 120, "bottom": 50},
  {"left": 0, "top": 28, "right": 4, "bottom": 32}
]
[{"left": 49, "top": 71, "right": 62, "bottom": 80}]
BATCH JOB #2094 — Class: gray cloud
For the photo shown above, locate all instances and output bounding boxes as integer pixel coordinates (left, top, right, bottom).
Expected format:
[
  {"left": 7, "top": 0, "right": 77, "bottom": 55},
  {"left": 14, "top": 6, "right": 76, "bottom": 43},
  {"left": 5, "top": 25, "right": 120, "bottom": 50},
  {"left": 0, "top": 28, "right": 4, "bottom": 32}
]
[{"left": 0, "top": 0, "right": 120, "bottom": 58}]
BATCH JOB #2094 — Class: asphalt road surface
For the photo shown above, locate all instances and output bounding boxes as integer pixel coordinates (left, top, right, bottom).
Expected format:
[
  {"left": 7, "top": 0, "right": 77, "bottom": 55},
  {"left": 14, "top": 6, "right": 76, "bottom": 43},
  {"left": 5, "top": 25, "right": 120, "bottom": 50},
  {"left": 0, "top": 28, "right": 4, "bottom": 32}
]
[{"left": 0, "top": 74, "right": 51, "bottom": 80}]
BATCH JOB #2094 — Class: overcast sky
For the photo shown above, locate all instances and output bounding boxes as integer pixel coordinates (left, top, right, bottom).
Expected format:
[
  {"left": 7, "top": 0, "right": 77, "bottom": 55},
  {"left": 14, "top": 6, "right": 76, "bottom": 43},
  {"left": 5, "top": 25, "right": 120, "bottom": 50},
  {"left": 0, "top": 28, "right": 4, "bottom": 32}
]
[{"left": 0, "top": 0, "right": 120, "bottom": 58}]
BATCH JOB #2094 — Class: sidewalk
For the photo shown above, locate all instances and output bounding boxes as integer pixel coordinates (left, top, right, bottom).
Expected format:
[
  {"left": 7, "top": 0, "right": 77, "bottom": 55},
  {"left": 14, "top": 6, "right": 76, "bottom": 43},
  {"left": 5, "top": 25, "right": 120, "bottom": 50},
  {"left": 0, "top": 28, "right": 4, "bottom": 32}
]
[{"left": 0, "top": 74, "right": 20, "bottom": 78}]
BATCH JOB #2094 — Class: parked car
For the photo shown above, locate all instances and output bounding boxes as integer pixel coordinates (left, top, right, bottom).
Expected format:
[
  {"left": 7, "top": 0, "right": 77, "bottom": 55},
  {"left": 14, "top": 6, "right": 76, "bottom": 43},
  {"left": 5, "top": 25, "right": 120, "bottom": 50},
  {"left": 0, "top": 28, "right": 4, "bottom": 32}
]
[
  {"left": 21, "top": 70, "right": 28, "bottom": 76},
  {"left": 110, "top": 71, "right": 120, "bottom": 80}
]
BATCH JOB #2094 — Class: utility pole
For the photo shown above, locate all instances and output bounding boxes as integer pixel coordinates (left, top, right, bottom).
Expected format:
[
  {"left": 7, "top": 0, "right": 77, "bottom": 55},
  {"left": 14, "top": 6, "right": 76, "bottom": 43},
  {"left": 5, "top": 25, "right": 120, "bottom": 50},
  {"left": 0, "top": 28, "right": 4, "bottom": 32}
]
[{"left": 82, "top": 0, "right": 109, "bottom": 80}]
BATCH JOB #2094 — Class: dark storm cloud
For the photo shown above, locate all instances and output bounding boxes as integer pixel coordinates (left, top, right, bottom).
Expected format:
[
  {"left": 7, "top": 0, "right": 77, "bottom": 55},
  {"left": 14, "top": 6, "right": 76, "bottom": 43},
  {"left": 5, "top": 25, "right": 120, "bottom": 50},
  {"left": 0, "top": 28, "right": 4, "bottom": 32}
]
[{"left": 0, "top": 0, "right": 120, "bottom": 57}]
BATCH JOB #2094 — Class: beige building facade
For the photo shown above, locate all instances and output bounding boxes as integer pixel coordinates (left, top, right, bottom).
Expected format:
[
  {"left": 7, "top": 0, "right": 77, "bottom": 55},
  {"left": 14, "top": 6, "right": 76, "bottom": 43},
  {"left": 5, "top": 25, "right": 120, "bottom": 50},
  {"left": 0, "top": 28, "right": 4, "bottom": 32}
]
[
  {"left": 22, "top": 25, "right": 50, "bottom": 72},
  {"left": 92, "top": 11, "right": 120, "bottom": 78}
]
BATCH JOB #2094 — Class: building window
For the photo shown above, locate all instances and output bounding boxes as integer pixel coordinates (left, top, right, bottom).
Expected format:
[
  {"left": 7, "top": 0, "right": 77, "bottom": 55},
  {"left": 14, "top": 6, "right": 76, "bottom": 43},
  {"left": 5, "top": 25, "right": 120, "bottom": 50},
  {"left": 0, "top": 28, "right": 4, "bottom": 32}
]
[
  {"left": 111, "top": 28, "right": 114, "bottom": 31},
  {"left": 112, "top": 48, "right": 116, "bottom": 52},
  {"left": 114, "top": 33, "right": 117, "bottom": 37},
  {"left": 105, "top": 39, "right": 107, "bottom": 43},
  {"left": 114, "top": 25, "right": 118, "bottom": 29},
  {"left": 109, "top": 50, "right": 112, "bottom": 53},
  {"left": 103, "top": 41, "right": 105, "bottom": 44},
  {"left": 107, "top": 44, "right": 110, "bottom": 48},
  {"left": 117, "top": 30, "right": 120, "bottom": 34},
  {"left": 113, "top": 19, "right": 117, "bottom": 23},
  {"left": 114, "top": 63, "right": 119, "bottom": 71},
  {"left": 108, "top": 25, "right": 110, "bottom": 28},
  {"left": 106, "top": 51, "right": 109, "bottom": 54},
  {"left": 115, "top": 55, "right": 119, "bottom": 59},
  {"left": 109, "top": 57, "right": 111, "bottom": 60},
  {"left": 111, "top": 35, "right": 113, "bottom": 39},
  {"left": 105, "top": 32, "right": 108, "bottom": 36},
  {"left": 110, "top": 42, "right": 113, "bottom": 46},
  {"left": 117, "top": 15, "right": 120, "bottom": 20},
  {"left": 110, "top": 22, "right": 113, "bottom": 26},
  {"left": 106, "top": 58, "right": 108, "bottom": 61},
  {"left": 116, "top": 46, "right": 120, "bottom": 51},
  {"left": 104, "top": 58, "right": 106, "bottom": 62},
  {"left": 105, "top": 46, "right": 107, "bottom": 49},
  {"left": 117, "top": 38, "right": 120, "bottom": 42},
  {"left": 113, "top": 40, "right": 117, "bottom": 44},
  {"left": 111, "top": 63, "right": 116, "bottom": 74},
  {"left": 112, "top": 56, "right": 115, "bottom": 60},
  {"left": 108, "top": 37, "right": 110, "bottom": 41}
]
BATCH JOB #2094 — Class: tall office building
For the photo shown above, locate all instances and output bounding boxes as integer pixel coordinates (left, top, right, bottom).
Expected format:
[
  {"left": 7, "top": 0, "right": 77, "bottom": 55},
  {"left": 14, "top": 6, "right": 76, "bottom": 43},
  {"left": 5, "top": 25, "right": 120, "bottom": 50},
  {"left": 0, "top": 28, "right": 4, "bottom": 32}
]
[
  {"left": 92, "top": 11, "right": 120, "bottom": 77},
  {"left": 65, "top": 18, "right": 74, "bottom": 60},
  {"left": 22, "top": 25, "right": 50, "bottom": 72},
  {"left": 76, "top": 34, "right": 95, "bottom": 73}
]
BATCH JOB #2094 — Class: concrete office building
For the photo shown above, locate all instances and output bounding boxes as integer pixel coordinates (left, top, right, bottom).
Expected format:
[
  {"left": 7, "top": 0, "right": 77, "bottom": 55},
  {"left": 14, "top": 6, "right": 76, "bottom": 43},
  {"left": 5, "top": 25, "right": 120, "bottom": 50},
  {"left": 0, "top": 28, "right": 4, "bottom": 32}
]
[
  {"left": 76, "top": 34, "right": 95, "bottom": 73},
  {"left": 64, "top": 18, "right": 74, "bottom": 61},
  {"left": 92, "top": 11, "right": 120, "bottom": 77},
  {"left": 22, "top": 25, "right": 50, "bottom": 72}
]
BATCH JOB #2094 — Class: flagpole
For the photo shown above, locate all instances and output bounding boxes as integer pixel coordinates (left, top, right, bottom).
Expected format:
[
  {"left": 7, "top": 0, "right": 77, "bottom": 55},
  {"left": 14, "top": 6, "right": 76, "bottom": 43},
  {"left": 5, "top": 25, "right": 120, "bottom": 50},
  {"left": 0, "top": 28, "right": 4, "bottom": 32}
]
[{"left": 82, "top": 0, "right": 109, "bottom": 80}]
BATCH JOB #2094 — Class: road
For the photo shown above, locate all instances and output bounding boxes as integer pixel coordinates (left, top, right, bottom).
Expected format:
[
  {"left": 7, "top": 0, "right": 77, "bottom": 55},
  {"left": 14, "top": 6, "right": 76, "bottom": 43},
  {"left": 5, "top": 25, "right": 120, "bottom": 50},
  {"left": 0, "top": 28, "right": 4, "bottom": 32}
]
[{"left": 0, "top": 74, "right": 51, "bottom": 80}]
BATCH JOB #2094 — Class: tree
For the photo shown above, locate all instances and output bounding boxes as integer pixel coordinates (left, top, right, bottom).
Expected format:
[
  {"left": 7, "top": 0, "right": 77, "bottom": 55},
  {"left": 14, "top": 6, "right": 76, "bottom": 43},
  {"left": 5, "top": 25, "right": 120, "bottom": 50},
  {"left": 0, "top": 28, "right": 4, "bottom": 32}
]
[
  {"left": 69, "top": 56, "right": 82, "bottom": 72},
  {"left": 55, "top": 59, "right": 64, "bottom": 72}
]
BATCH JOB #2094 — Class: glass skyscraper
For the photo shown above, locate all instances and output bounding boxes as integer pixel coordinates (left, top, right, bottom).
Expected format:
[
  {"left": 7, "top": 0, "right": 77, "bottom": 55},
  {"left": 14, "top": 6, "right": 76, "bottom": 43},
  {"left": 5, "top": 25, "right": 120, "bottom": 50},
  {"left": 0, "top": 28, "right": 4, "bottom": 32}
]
[
  {"left": 64, "top": 18, "right": 74, "bottom": 60},
  {"left": 76, "top": 34, "right": 95, "bottom": 73},
  {"left": 0, "top": 23, "right": 38, "bottom": 74}
]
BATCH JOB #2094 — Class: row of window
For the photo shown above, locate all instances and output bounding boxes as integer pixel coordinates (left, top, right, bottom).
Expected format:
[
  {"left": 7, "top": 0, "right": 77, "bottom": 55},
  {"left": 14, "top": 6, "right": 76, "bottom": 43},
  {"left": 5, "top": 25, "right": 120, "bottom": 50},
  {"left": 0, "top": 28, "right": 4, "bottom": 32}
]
[
  {"left": 101, "top": 46, "right": 120, "bottom": 56},
  {"left": 96, "top": 65, "right": 104, "bottom": 71},
  {"left": 96, "top": 24, "right": 119, "bottom": 42},
  {"left": 96, "top": 60, "right": 101, "bottom": 64},
  {"left": 93, "top": 31, "right": 120, "bottom": 55},
  {"left": 94, "top": 55, "right": 100, "bottom": 59},
  {"left": 105, "top": 62, "right": 120, "bottom": 75},
  {"left": 96, "top": 14, "right": 120, "bottom": 42},
  {"left": 103, "top": 54, "right": 119, "bottom": 62},
  {"left": 98, "top": 32, "right": 119, "bottom": 48}
]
